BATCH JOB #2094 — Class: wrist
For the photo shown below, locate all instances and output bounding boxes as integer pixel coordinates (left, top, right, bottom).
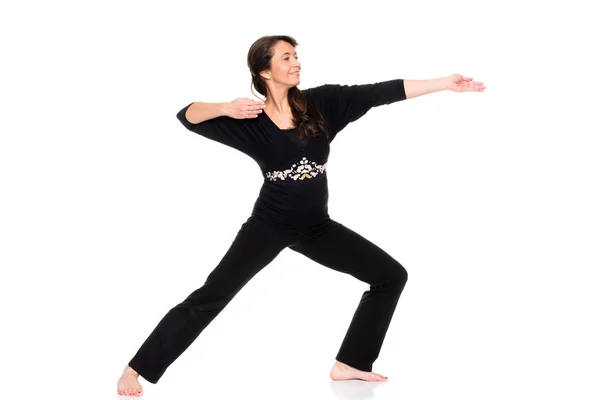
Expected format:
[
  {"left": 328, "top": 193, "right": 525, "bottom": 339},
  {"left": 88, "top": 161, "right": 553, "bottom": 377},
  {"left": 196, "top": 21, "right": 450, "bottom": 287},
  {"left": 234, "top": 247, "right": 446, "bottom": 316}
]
[
  {"left": 438, "top": 77, "right": 449, "bottom": 91},
  {"left": 218, "top": 102, "right": 230, "bottom": 117}
]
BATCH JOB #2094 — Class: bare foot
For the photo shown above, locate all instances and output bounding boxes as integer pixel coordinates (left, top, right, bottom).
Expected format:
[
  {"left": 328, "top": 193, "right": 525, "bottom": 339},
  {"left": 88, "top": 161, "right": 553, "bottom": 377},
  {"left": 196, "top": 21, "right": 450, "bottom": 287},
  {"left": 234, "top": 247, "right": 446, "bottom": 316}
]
[
  {"left": 330, "top": 360, "right": 388, "bottom": 382},
  {"left": 117, "top": 365, "right": 144, "bottom": 397}
]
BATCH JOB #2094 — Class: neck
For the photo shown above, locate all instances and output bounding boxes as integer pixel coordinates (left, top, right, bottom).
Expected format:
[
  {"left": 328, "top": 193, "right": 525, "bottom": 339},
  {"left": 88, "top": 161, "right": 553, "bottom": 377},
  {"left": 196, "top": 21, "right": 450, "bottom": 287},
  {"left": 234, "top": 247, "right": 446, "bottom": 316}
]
[{"left": 265, "top": 85, "right": 291, "bottom": 114}]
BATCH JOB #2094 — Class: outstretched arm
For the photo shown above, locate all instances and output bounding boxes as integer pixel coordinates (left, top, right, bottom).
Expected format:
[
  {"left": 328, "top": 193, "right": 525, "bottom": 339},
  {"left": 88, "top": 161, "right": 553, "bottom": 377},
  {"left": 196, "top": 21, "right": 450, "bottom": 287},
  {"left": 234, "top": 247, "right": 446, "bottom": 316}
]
[
  {"left": 405, "top": 74, "right": 486, "bottom": 99},
  {"left": 302, "top": 79, "right": 407, "bottom": 143}
]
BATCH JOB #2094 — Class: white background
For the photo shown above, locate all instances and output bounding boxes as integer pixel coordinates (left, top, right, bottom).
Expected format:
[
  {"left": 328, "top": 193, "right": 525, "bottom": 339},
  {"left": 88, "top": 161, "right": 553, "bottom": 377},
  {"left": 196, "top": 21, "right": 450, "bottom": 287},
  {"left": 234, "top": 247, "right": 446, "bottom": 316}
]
[{"left": 1, "top": 0, "right": 599, "bottom": 399}]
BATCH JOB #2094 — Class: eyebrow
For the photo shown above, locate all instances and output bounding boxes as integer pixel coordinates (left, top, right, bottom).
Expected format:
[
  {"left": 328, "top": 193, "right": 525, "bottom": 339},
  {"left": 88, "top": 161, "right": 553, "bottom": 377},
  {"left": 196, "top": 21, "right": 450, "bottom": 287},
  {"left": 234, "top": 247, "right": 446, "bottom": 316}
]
[{"left": 281, "top": 52, "right": 298, "bottom": 57}]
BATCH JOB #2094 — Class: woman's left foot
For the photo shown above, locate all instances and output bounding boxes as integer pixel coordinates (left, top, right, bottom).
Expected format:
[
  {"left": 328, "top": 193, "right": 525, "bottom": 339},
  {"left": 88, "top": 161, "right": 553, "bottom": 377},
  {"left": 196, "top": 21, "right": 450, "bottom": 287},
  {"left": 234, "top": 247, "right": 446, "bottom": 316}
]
[{"left": 330, "top": 360, "right": 388, "bottom": 381}]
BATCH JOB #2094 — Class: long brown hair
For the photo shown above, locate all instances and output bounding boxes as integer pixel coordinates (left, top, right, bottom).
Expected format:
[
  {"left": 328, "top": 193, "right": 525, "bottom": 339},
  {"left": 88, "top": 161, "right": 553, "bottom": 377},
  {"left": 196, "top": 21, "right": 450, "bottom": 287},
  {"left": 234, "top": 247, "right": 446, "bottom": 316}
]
[{"left": 247, "top": 35, "right": 328, "bottom": 140}]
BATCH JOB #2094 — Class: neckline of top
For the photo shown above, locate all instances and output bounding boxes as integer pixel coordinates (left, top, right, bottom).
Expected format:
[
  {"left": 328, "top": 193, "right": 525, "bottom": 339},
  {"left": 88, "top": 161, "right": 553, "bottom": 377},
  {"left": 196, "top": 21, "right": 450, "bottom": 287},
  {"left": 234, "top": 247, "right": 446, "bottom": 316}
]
[{"left": 261, "top": 110, "right": 297, "bottom": 131}]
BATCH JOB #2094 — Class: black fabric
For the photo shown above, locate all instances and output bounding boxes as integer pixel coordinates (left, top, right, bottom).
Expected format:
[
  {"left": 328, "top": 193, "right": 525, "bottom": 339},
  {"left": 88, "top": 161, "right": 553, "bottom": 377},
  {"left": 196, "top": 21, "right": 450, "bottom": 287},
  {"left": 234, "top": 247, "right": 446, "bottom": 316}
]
[
  {"left": 128, "top": 215, "right": 408, "bottom": 383},
  {"left": 302, "top": 78, "right": 406, "bottom": 144},
  {"left": 175, "top": 78, "right": 406, "bottom": 227},
  {"left": 127, "top": 79, "right": 409, "bottom": 384}
]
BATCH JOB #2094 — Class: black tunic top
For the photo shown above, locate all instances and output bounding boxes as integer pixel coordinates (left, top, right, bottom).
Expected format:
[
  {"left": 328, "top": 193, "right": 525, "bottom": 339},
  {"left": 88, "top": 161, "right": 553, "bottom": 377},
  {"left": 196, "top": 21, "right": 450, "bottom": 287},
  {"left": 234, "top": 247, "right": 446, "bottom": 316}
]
[{"left": 176, "top": 79, "right": 407, "bottom": 227}]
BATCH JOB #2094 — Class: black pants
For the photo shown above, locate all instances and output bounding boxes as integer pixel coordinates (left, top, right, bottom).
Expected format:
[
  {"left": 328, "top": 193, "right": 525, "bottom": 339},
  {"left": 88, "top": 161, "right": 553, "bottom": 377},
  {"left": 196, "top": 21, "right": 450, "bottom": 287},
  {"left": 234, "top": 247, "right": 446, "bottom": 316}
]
[{"left": 128, "top": 215, "right": 408, "bottom": 383}]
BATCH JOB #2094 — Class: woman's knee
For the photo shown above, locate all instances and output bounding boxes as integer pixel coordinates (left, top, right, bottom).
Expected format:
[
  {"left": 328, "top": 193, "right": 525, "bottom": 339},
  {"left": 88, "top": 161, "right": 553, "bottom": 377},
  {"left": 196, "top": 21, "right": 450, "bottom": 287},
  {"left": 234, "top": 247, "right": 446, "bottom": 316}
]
[
  {"left": 177, "top": 283, "right": 238, "bottom": 311},
  {"left": 389, "top": 260, "right": 408, "bottom": 288}
]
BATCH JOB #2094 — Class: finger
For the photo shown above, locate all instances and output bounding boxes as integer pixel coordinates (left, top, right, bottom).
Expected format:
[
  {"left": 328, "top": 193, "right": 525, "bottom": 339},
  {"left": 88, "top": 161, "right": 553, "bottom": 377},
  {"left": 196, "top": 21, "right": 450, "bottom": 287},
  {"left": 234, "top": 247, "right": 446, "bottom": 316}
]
[
  {"left": 247, "top": 103, "right": 264, "bottom": 111},
  {"left": 466, "top": 86, "right": 484, "bottom": 92}
]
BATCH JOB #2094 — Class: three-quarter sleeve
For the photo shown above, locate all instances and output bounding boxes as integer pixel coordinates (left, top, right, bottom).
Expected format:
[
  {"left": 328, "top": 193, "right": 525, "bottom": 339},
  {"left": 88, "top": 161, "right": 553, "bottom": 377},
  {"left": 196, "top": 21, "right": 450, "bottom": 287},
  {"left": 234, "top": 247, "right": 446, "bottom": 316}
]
[
  {"left": 176, "top": 102, "right": 262, "bottom": 158},
  {"left": 303, "top": 79, "right": 406, "bottom": 143}
]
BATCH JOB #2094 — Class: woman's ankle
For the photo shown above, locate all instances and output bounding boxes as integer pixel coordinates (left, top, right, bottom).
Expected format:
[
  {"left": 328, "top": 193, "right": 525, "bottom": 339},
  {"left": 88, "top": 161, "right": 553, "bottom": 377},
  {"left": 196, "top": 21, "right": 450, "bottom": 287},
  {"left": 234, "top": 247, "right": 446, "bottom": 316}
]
[{"left": 124, "top": 365, "right": 140, "bottom": 377}]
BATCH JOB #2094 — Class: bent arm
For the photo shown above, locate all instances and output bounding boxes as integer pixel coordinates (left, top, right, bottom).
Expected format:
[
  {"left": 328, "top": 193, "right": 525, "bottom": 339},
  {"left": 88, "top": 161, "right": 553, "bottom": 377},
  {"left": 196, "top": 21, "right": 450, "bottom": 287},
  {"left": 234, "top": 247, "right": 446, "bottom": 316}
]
[
  {"left": 404, "top": 78, "right": 447, "bottom": 99},
  {"left": 176, "top": 102, "right": 262, "bottom": 158},
  {"left": 184, "top": 101, "right": 228, "bottom": 124}
]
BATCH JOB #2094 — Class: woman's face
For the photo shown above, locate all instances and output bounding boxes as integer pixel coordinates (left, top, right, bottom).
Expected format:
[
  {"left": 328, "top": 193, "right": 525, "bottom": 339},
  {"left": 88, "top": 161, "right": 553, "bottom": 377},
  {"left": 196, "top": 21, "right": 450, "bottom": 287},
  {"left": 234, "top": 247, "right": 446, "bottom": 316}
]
[{"left": 262, "top": 41, "right": 301, "bottom": 87}]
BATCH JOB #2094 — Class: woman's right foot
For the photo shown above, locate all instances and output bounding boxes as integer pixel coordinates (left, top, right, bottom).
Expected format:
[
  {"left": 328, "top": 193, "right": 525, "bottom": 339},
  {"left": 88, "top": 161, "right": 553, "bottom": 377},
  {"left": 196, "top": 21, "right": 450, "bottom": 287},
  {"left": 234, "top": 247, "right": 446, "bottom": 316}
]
[
  {"left": 330, "top": 360, "right": 388, "bottom": 382},
  {"left": 117, "top": 365, "right": 144, "bottom": 397}
]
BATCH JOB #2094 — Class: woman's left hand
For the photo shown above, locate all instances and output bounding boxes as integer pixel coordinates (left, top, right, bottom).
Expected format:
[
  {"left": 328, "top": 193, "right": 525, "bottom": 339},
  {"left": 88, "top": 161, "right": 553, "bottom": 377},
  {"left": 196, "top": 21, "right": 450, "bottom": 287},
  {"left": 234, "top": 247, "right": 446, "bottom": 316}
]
[{"left": 444, "top": 74, "right": 486, "bottom": 93}]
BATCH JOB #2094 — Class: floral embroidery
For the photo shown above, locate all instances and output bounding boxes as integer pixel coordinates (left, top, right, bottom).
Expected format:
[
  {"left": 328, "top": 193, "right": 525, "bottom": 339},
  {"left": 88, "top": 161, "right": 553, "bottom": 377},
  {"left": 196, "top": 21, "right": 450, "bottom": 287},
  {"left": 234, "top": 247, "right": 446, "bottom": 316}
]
[{"left": 266, "top": 157, "right": 328, "bottom": 181}]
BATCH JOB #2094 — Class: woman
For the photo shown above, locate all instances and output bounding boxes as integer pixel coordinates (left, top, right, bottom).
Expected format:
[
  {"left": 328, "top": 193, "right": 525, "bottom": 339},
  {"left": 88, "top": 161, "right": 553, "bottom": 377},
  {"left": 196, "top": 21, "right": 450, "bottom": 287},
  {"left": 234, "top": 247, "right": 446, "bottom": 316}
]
[{"left": 117, "top": 34, "right": 485, "bottom": 396}]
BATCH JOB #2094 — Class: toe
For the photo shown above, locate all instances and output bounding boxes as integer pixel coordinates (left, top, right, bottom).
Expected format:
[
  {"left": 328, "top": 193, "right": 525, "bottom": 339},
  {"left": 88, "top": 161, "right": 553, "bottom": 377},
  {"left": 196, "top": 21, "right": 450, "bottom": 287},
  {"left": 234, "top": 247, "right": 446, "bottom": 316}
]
[{"left": 373, "top": 373, "right": 386, "bottom": 381}]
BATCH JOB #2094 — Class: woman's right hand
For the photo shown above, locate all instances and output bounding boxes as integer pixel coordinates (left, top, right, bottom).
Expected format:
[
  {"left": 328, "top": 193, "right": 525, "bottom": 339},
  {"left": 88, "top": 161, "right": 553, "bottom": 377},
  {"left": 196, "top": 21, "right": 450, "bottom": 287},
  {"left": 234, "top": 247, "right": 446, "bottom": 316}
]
[{"left": 224, "top": 98, "right": 266, "bottom": 119}]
